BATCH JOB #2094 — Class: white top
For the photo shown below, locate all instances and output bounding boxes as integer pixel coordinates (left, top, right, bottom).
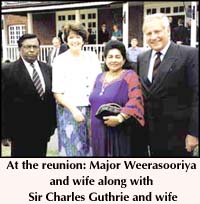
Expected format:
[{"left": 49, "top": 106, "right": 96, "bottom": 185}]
[
  {"left": 147, "top": 41, "right": 171, "bottom": 82},
  {"left": 52, "top": 50, "right": 102, "bottom": 106},
  {"left": 22, "top": 57, "right": 45, "bottom": 91}
]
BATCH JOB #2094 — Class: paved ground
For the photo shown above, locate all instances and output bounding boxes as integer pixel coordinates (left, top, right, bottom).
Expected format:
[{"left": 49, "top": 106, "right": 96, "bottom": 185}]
[{"left": 48, "top": 129, "right": 58, "bottom": 150}]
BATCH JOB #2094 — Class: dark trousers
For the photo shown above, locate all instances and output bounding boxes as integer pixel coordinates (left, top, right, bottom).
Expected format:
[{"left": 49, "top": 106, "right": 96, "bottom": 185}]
[
  {"left": 11, "top": 137, "right": 48, "bottom": 157},
  {"left": 130, "top": 120, "right": 149, "bottom": 157}
]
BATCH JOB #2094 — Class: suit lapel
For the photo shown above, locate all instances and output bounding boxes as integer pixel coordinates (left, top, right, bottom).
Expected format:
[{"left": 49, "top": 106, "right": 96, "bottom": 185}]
[
  {"left": 139, "top": 50, "right": 152, "bottom": 92},
  {"left": 18, "top": 59, "right": 50, "bottom": 98},
  {"left": 39, "top": 62, "right": 51, "bottom": 95},
  {"left": 150, "top": 42, "right": 178, "bottom": 94},
  {"left": 16, "top": 58, "right": 37, "bottom": 93}
]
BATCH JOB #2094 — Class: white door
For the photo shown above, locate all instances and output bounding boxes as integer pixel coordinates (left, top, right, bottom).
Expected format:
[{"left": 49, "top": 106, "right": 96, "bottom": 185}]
[{"left": 56, "top": 8, "right": 98, "bottom": 43}]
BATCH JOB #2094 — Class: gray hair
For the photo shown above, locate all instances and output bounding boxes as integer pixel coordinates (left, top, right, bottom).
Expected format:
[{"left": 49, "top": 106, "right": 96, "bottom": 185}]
[
  {"left": 143, "top": 13, "right": 170, "bottom": 32},
  {"left": 52, "top": 37, "right": 61, "bottom": 43}
]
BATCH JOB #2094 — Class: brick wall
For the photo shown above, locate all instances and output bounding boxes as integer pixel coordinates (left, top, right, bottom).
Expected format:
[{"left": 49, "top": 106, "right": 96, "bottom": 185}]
[
  {"left": 4, "top": 15, "right": 27, "bottom": 43},
  {"left": 129, "top": 6, "right": 144, "bottom": 46},
  {"left": 4, "top": 14, "right": 27, "bottom": 26},
  {"left": 4, "top": 13, "right": 56, "bottom": 45},
  {"left": 33, "top": 13, "right": 56, "bottom": 45}
]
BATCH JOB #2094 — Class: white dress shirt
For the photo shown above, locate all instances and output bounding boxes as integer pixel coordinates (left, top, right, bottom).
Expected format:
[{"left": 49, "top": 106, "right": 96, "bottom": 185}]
[{"left": 22, "top": 57, "right": 46, "bottom": 91}]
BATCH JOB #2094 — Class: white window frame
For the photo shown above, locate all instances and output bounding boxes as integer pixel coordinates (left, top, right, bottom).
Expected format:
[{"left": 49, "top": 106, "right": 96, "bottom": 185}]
[{"left": 8, "top": 24, "right": 26, "bottom": 45}]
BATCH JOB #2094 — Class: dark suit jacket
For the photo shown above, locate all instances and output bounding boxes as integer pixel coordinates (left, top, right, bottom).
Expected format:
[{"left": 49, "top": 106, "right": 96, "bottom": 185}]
[
  {"left": 58, "top": 30, "right": 64, "bottom": 44},
  {"left": 172, "top": 25, "right": 189, "bottom": 45},
  {"left": 137, "top": 42, "right": 198, "bottom": 149},
  {"left": 98, "top": 29, "right": 109, "bottom": 44},
  {"left": 47, "top": 44, "right": 68, "bottom": 65},
  {"left": 2, "top": 58, "right": 56, "bottom": 142}
]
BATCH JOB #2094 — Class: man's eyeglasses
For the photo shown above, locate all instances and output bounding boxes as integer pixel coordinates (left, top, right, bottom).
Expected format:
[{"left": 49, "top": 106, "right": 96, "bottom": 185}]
[{"left": 22, "top": 45, "right": 40, "bottom": 50}]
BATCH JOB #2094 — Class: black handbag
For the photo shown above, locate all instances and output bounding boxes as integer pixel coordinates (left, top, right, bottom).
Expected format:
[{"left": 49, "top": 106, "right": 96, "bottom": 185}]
[{"left": 95, "top": 103, "right": 122, "bottom": 119}]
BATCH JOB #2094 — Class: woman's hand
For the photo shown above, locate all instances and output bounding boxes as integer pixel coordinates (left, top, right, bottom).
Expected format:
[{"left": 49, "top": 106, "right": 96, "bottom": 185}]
[
  {"left": 103, "top": 115, "right": 122, "bottom": 127},
  {"left": 53, "top": 93, "right": 85, "bottom": 123},
  {"left": 72, "top": 108, "right": 85, "bottom": 123}
]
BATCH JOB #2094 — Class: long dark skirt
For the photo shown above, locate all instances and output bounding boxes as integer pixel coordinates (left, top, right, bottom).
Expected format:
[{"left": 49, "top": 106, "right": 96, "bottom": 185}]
[{"left": 105, "top": 118, "right": 148, "bottom": 157}]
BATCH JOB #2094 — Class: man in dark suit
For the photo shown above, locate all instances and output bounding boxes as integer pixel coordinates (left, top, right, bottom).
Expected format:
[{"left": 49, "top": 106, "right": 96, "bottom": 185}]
[
  {"left": 98, "top": 23, "right": 109, "bottom": 44},
  {"left": 137, "top": 13, "right": 198, "bottom": 157},
  {"left": 46, "top": 37, "right": 68, "bottom": 65},
  {"left": 172, "top": 18, "right": 189, "bottom": 45},
  {"left": 2, "top": 33, "right": 56, "bottom": 157}
]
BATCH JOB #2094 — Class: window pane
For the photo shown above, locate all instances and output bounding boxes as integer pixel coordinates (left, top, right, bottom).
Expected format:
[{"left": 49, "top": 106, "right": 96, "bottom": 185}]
[
  {"left": 152, "top": 8, "right": 157, "bottom": 14},
  {"left": 166, "top": 7, "right": 171, "bottom": 13},
  {"left": 81, "top": 14, "right": 85, "bottom": 19},
  {"left": 9, "top": 24, "right": 26, "bottom": 45},
  {"left": 160, "top": 8, "right": 165, "bottom": 13},
  {"left": 147, "top": 9, "right": 151, "bottom": 15},
  {"left": 173, "top": 7, "right": 178, "bottom": 13},
  {"left": 92, "top": 13, "right": 96, "bottom": 19},
  {"left": 179, "top": 6, "right": 184, "bottom": 12}
]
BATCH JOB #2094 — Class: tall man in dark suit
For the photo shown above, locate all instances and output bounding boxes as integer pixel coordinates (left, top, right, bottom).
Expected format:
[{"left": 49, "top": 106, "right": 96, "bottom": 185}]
[
  {"left": 137, "top": 13, "right": 198, "bottom": 157},
  {"left": 2, "top": 34, "right": 56, "bottom": 157}
]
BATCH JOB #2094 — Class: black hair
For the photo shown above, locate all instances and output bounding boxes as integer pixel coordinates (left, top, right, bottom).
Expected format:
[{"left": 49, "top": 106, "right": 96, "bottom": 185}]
[
  {"left": 17, "top": 33, "right": 41, "bottom": 48},
  {"left": 103, "top": 40, "right": 131, "bottom": 71}
]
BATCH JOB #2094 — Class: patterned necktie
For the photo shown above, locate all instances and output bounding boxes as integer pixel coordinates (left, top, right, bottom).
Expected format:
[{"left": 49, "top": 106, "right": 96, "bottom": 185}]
[
  {"left": 152, "top": 52, "right": 162, "bottom": 80},
  {"left": 30, "top": 63, "right": 44, "bottom": 99}
]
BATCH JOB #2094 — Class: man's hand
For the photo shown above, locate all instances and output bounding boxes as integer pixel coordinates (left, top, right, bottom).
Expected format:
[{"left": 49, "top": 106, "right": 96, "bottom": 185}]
[{"left": 185, "top": 134, "right": 199, "bottom": 152}]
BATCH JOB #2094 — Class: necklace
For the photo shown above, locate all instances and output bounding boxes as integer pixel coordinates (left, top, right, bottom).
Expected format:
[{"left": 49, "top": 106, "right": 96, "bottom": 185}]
[
  {"left": 99, "top": 70, "right": 124, "bottom": 96},
  {"left": 99, "top": 80, "right": 108, "bottom": 96}
]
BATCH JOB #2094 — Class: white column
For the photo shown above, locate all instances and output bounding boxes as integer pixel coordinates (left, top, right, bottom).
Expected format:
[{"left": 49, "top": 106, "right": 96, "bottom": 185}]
[
  {"left": 2, "top": 15, "right": 8, "bottom": 62},
  {"left": 190, "top": 2, "right": 197, "bottom": 47},
  {"left": 27, "top": 13, "right": 33, "bottom": 33},
  {"left": 75, "top": 10, "right": 80, "bottom": 22},
  {"left": 122, "top": 2, "right": 129, "bottom": 49}
]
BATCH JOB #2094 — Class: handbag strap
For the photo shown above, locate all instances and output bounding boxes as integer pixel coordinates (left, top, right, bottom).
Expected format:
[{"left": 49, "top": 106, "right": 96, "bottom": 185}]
[{"left": 106, "top": 103, "right": 121, "bottom": 108}]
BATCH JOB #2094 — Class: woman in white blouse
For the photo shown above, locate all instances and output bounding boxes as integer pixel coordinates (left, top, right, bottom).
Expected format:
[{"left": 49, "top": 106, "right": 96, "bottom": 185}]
[{"left": 52, "top": 22, "right": 101, "bottom": 156}]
